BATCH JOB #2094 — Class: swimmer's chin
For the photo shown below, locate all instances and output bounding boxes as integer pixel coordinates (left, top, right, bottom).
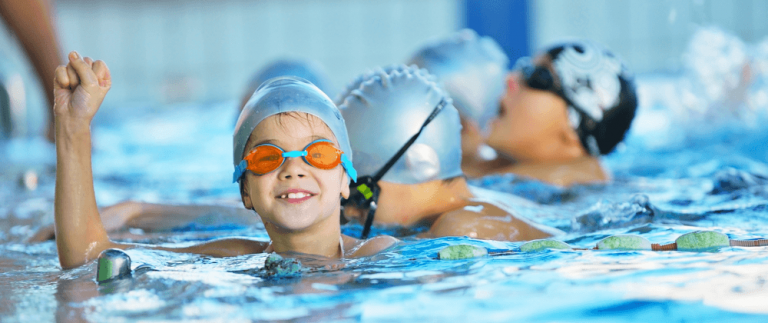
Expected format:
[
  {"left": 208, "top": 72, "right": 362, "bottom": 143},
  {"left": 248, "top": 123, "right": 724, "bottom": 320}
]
[{"left": 265, "top": 212, "right": 327, "bottom": 232}]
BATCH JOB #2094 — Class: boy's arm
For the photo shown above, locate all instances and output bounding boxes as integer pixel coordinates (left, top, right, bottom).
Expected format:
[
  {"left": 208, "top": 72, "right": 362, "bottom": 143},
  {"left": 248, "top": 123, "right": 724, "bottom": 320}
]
[
  {"left": 29, "top": 202, "right": 261, "bottom": 242},
  {"left": 53, "top": 53, "right": 268, "bottom": 267},
  {"left": 54, "top": 51, "right": 124, "bottom": 269}
]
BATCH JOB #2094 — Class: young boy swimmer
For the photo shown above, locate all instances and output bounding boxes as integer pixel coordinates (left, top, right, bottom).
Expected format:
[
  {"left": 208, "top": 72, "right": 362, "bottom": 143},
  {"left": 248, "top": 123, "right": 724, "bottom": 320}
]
[
  {"left": 481, "top": 41, "right": 638, "bottom": 186},
  {"left": 53, "top": 51, "right": 395, "bottom": 269},
  {"left": 407, "top": 29, "right": 510, "bottom": 177},
  {"left": 337, "top": 65, "right": 558, "bottom": 240}
]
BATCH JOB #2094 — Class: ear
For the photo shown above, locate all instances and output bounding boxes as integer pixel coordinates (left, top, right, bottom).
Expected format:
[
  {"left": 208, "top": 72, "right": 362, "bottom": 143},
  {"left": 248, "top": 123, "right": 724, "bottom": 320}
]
[
  {"left": 559, "top": 125, "right": 588, "bottom": 158},
  {"left": 506, "top": 73, "right": 519, "bottom": 94},
  {"left": 560, "top": 123, "right": 579, "bottom": 145},
  {"left": 239, "top": 178, "right": 254, "bottom": 210},
  {"left": 340, "top": 172, "right": 350, "bottom": 199}
]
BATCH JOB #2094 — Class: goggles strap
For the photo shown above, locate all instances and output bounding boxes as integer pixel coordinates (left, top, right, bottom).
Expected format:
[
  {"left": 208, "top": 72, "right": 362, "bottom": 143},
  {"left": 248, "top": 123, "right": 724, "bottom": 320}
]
[
  {"left": 361, "top": 200, "right": 377, "bottom": 239},
  {"left": 371, "top": 98, "right": 448, "bottom": 182},
  {"left": 233, "top": 160, "right": 248, "bottom": 183},
  {"left": 356, "top": 98, "right": 448, "bottom": 239},
  {"left": 340, "top": 154, "right": 357, "bottom": 182}
]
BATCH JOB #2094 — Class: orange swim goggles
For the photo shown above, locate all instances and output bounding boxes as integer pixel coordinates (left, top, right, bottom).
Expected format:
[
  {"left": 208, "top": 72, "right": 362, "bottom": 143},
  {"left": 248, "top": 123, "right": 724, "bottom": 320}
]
[{"left": 233, "top": 139, "right": 357, "bottom": 183}]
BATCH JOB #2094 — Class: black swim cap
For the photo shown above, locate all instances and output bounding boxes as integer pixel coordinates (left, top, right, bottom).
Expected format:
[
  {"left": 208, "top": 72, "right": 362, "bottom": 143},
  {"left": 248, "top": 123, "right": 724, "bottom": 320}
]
[{"left": 545, "top": 41, "right": 638, "bottom": 155}]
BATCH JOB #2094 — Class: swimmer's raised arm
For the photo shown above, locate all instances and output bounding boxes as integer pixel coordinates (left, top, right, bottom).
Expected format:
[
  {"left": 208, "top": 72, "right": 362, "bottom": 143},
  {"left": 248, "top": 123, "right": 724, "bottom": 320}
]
[
  {"left": 53, "top": 51, "right": 117, "bottom": 269},
  {"left": 52, "top": 54, "right": 270, "bottom": 268}
]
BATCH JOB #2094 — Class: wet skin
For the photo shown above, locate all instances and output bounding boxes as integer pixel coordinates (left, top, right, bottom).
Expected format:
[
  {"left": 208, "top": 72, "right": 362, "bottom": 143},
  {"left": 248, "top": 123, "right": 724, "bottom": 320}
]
[{"left": 343, "top": 177, "right": 556, "bottom": 241}]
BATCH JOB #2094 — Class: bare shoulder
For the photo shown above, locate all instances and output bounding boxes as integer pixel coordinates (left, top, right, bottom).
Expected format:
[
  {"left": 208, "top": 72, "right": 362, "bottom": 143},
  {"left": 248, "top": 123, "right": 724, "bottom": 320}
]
[
  {"left": 165, "top": 238, "right": 269, "bottom": 258},
  {"left": 428, "top": 207, "right": 484, "bottom": 238},
  {"left": 429, "top": 202, "right": 555, "bottom": 241},
  {"left": 498, "top": 158, "right": 608, "bottom": 187},
  {"left": 345, "top": 235, "right": 399, "bottom": 258}
]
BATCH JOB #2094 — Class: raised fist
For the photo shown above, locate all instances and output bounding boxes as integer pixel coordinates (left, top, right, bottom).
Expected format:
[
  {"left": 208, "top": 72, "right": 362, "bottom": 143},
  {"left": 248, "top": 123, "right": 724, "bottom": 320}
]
[{"left": 53, "top": 51, "right": 111, "bottom": 124}]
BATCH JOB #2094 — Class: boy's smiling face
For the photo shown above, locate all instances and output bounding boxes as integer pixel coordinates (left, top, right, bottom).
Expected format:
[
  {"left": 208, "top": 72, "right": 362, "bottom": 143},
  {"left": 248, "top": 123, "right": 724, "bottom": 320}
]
[{"left": 240, "top": 113, "right": 350, "bottom": 232}]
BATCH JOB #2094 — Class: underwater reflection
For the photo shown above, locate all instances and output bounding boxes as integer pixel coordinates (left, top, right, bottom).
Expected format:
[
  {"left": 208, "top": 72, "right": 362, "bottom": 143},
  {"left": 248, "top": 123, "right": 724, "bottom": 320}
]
[{"left": 55, "top": 274, "right": 98, "bottom": 323}]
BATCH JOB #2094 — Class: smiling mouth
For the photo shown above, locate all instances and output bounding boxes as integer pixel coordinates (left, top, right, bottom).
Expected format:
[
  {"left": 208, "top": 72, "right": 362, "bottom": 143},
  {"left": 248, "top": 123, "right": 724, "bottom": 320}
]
[
  {"left": 276, "top": 192, "right": 316, "bottom": 203},
  {"left": 277, "top": 192, "right": 313, "bottom": 199}
]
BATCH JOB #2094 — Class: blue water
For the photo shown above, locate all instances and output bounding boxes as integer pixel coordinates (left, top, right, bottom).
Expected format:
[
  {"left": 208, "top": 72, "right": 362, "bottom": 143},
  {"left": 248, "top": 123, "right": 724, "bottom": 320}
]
[{"left": 2, "top": 85, "right": 768, "bottom": 322}]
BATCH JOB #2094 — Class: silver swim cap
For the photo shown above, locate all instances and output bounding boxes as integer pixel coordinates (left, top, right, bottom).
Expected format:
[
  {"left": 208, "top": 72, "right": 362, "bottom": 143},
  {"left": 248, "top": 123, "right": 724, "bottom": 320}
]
[
  {"left": 339, "top": 66, "right": 463, "bottom": 184},
  {"left": 233, "top": 76, "right": 355, "bottom": 181},
  {"left": 334, "top": 64, "right": 435, "bottom": 107},
  {"left": 408, "top": 29, "right": 509, "bottom": 129}
]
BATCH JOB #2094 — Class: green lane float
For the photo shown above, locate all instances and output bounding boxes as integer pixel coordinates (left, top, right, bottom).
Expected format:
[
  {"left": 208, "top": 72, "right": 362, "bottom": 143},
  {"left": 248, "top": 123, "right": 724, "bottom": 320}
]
[
  {"left": 674, "top": 231, "right": 730, "bottom": 251},
  {"left": 596, "top": 235, "right": 652, "bottom": 250},
  {"left": 519, "top": 239, "right": 572, "bottom": 252},
  {"left": 436, "top": 230, "right": 768, "bottom": 260},
  {"left": 438, "top": 245, "right": 488, "bottom": 260}
]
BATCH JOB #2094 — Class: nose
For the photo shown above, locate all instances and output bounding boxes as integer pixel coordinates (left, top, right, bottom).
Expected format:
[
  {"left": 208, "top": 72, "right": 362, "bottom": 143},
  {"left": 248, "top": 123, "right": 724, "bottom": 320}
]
[{"left": 277, "top": 156, "right": 307, "bottom": 180}]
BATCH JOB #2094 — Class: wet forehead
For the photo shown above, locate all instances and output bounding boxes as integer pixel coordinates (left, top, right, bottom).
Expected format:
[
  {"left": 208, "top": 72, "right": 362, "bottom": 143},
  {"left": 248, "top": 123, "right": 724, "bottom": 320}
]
[{"left": 244, "top": 113, "right": 340, "bottom": 155}]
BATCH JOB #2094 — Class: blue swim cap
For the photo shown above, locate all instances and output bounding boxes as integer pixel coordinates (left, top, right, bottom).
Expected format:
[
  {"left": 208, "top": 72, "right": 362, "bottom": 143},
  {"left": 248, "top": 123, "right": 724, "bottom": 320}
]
[
  {"left": 234, "top": 76, "right": 355, "bottom": 181},
  {"left": 245, "top": 59, "right": 334, "bottom": 96},
  {"left": 408, "top": 29, "right": 509, "bottom": 129},
  {"left": 339, "top": 65, "right": 463, "bottom": 184}
]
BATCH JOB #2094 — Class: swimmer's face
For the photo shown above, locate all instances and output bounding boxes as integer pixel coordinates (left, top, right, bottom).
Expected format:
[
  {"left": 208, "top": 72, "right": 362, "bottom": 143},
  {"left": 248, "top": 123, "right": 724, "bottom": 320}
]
[
  {"left": 486, "top": 56, "right": 572, "bottom": 162},
  {"left": 240, "top": 113, "right": 350, "bottom": 232}
]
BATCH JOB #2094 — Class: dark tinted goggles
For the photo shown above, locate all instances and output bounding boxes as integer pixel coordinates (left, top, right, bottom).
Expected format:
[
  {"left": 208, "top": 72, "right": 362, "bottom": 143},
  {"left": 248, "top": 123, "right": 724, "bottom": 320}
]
[{"left": 512, "top": 57, "right": 596, "bottom": 147}]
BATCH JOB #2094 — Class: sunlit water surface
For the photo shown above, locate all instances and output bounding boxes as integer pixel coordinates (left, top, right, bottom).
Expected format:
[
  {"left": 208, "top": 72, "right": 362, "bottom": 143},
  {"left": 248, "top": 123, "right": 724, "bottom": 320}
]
[{"left": 3, "top": 77, "right": 768, "bottom": 322}]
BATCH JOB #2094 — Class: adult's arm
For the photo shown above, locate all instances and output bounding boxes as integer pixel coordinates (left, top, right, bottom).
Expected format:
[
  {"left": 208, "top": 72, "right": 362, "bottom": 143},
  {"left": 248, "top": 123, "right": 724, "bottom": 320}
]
[{"left": 0, "top": 0, "right": 62, "bottom": 110}]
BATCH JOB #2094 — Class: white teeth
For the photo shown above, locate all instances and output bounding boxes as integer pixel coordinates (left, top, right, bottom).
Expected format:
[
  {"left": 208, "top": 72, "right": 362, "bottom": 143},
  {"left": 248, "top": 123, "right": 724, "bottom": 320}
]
[{"left": 279, "top": 192, "right": 312, "bottom": 199}]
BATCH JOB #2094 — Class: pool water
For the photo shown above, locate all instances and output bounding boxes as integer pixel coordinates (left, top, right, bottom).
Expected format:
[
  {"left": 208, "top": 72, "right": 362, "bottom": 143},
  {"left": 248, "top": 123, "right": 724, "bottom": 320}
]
[{"left": 3, "top": 86, "right": 768, "bottom": 322}]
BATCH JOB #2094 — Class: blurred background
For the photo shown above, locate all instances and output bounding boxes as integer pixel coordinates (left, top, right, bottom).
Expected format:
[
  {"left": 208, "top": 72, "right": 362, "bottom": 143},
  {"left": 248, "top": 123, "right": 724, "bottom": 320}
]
[{"left": 1, "top": 0, "right": 768, "bottom": 135}]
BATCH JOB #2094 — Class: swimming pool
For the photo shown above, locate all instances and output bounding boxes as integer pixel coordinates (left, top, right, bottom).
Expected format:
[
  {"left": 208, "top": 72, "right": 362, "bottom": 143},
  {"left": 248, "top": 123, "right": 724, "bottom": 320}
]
[{"left": 2, "top": 82, "right": 768, "bottom": 322}]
